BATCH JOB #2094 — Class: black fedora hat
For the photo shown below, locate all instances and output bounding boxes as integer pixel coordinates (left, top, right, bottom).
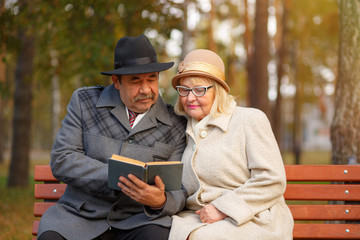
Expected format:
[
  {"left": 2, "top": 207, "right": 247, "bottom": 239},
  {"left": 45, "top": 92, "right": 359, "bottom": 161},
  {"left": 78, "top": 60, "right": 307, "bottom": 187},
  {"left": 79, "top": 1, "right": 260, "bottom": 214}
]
[{"left": 101, "top": 35, "right": 174, "bottom": 76}]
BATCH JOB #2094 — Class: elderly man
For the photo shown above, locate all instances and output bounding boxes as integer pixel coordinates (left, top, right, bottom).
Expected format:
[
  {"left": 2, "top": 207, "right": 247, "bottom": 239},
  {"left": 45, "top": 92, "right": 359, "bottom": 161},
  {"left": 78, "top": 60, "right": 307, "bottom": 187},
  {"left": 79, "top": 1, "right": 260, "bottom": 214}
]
[{"left": 37, "top": 35, "right": 187, "bottom": 240}]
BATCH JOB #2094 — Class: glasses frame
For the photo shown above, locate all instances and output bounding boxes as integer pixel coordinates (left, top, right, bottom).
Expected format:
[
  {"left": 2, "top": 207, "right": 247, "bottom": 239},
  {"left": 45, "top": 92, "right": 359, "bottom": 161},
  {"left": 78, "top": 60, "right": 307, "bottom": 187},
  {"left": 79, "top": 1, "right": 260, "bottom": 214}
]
[{"left": 175, "top": 85, "right": 214, "bottom": 97}]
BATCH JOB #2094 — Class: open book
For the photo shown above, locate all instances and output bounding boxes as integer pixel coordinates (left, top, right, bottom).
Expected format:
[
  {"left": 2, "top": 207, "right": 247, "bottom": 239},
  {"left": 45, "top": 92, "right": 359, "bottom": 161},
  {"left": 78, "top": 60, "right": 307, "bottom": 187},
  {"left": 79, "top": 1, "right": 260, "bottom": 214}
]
[{"left": 108, "top": 154, "right": 183, "bottom": 191}]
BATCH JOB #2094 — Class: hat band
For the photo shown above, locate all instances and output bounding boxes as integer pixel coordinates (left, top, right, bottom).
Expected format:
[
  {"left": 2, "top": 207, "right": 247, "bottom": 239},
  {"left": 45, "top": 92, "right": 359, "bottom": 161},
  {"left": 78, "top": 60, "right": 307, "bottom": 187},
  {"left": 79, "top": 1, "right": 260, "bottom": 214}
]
[
  {"left": 114, "top": 56, "right": 157, "bottom": 69},
  {"left": 178, "top": 61, "right": 225, "bottom": 81}
]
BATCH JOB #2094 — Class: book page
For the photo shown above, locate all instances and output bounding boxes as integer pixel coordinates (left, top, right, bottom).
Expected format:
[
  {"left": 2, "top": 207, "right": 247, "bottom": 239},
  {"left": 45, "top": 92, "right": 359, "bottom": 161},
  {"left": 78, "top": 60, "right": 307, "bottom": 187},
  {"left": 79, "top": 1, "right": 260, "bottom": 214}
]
[
  {"left": 146, "top": 161, "right": 181, "bottom": 166},
  {"left": 110, "top": 154, "right": 146, "bottom": 167}
]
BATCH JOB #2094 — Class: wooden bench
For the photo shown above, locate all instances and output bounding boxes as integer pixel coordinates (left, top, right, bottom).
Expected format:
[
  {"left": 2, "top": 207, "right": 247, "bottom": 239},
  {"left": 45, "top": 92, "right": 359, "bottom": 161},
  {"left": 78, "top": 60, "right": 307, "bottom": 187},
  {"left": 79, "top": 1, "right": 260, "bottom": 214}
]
[{"left": 33, "top": 164, "right": 360, "bottom": 239}]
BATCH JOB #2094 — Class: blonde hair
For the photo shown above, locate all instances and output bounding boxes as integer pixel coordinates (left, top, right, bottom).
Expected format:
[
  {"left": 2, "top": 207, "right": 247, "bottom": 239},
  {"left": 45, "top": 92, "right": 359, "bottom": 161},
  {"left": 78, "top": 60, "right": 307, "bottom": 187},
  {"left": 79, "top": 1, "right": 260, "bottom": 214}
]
[{"left": 174, "top": 77, "right": 235, "bottom": 118}]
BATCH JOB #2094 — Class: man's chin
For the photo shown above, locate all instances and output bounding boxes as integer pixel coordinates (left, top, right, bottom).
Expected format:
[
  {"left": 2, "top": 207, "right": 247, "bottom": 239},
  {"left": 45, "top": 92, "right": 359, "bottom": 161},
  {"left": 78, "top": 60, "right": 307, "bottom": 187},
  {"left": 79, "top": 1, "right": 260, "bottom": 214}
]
[{"left": 135, "top": 100, "right": 155, "bottom": 112}]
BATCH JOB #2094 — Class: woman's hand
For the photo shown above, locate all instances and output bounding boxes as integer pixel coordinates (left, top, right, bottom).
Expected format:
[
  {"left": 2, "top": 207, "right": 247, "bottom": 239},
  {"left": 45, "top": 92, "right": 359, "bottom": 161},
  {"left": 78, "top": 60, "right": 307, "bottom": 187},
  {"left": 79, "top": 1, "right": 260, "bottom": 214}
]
[
  {"left": 196, "top": 204, "right": 228, "bottom": 223},
  {"left": 118, "top": 174, "right": 166, "bottom": 209}
]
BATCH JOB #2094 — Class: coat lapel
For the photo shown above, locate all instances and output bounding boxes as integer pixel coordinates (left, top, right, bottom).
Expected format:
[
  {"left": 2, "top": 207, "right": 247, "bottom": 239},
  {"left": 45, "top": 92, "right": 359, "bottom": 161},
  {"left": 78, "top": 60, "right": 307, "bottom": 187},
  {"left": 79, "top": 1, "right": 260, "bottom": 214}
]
[
  {"left": 131, "top": 97, "right": 172, "bottom": 135},
  {"left": 185, "top": 100, "right": 237, "bottom": 139},
  {"left": 206, "top": 100, "right": 237, "bottom": 132},
  {"left": 95, "top": 84, "right": 173, "bottom": 135},
  {"left": 96, "top": 84, "right": 131, "bottom": 131}
]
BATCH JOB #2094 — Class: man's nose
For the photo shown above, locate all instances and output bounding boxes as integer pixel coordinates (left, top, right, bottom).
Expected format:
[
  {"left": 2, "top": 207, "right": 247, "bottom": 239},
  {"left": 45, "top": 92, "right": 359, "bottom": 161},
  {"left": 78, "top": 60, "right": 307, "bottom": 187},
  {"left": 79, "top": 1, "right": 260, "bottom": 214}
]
[{"left": 139, "top": 82, "right": 151, "bottom": 94}]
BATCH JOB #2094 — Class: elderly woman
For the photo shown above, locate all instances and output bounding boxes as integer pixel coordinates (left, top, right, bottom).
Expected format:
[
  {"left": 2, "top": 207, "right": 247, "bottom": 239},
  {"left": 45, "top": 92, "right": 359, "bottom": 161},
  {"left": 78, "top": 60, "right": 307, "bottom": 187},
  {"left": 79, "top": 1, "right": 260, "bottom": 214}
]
[{"left": 168, "top": 49, "right": 294, "bottom": 240}]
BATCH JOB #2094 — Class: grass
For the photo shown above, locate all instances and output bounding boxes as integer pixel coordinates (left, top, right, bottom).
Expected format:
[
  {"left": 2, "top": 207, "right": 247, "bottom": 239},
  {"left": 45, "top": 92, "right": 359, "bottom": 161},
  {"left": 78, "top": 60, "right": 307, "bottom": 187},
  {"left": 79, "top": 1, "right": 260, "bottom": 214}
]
[
  {"left": 0, "top": 150, "right": 50, "bottom": 240},
  {"left": 0, "top": 176, "right": 35, "bottom": 240},
  {"left": 0, "top": 150, "right": 331, "bottom": 240},
  {"left": 282, "top": 150, "right": 332, "bottom": 165}
]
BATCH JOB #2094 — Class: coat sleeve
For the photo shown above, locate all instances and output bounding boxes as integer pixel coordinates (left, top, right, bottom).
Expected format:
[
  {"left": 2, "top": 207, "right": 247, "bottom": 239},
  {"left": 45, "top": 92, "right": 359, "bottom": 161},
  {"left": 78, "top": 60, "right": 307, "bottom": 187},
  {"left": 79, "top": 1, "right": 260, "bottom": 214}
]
[
  {"left": 211, "top": 109, "right": 287, "bottom": 226},
  {"left": 161, "top": 129, "right": 188, "bottom": 216},
  {"left": 144, "top": 187, "right": 187, "bottom": 219},
  {"left": 50, "top": 89, "right": 118, "bottom": 198},
  {"left": 144, "top": 120, "right": 188, "bottom": 218}
]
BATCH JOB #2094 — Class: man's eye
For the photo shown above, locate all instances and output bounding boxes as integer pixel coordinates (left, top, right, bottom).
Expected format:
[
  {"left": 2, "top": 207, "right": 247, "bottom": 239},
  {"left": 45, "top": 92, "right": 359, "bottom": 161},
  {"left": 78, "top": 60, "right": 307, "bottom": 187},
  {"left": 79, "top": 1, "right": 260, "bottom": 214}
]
[{"left": 150, "top": 74, "right": 158, "bottom": 78}]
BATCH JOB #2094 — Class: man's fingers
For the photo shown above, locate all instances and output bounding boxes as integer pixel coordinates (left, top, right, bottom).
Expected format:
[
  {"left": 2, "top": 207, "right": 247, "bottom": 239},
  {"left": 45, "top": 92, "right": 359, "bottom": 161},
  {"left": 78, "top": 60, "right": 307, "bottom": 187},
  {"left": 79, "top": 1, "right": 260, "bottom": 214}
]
[
  {"left": 119, "top": 176, "right": 131, "bottom": 185},
  {"left": 127, "top": 174, "right": 147, "bottom": 188},
  {"left": 118, "top": 176, "right": 138, "bottom": 192},
  {"left": 154, "top": 176, "right": 165, "bottom": 191}
]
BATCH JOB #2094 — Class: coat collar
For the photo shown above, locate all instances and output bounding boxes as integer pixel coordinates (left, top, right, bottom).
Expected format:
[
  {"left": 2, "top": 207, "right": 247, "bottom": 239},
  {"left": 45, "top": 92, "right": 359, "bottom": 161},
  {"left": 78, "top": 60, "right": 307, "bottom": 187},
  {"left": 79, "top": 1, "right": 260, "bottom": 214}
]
[
  {"left": 96, "top": 84, "right": 173, "bottom": 129},
  {"left": 186, "top": 100, "right": 237, "bottom": 134},
  {"left": 96, "top": 84, "right": 122, "bottom": 108}
]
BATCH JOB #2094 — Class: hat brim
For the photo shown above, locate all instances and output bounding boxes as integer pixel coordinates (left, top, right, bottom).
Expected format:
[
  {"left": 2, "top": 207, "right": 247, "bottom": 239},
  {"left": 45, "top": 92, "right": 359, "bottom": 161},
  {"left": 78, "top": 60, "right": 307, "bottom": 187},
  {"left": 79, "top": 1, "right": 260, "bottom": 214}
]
[
  {"left": 101, "top": 62, "right": 174, "bottom": 76},
  {"left": 172, "top": 71, "right": 230, "bottom": 92}
]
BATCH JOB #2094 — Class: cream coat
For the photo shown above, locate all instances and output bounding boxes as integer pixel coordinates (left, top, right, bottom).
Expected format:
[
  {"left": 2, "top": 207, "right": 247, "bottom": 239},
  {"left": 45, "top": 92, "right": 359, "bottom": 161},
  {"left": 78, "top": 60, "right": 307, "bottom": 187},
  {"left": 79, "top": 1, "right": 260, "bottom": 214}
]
[{"left": 169, "top": 102, "right": 294, "bottom": 240}]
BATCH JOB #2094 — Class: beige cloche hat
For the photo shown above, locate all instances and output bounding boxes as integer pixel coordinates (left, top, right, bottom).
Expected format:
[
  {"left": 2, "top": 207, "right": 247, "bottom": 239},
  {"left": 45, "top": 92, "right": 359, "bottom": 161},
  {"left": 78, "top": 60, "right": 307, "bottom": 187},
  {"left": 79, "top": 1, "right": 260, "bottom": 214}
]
[{"left": 171, "top": 49, "right": 230, "bottom": 92}]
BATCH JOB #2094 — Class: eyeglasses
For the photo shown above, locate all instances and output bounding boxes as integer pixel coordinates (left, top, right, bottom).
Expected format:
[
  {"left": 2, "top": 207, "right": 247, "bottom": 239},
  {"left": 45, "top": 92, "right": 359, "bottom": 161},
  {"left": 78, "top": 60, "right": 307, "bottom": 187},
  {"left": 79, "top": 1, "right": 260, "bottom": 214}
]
[{"left": 176, "top": 86, "right": 214, "bottom": 97}]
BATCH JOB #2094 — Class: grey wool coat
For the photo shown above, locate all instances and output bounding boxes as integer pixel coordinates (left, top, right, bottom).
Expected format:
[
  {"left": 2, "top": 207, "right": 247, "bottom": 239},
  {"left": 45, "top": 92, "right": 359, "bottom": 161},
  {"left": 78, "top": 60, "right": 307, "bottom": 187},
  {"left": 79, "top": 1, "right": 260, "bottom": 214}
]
[
  {"left": 38, "top": 85, "right": 187, "bottom": 240},
  {"left": 169, "top": 101, "right": 294, "bottom": 240}
]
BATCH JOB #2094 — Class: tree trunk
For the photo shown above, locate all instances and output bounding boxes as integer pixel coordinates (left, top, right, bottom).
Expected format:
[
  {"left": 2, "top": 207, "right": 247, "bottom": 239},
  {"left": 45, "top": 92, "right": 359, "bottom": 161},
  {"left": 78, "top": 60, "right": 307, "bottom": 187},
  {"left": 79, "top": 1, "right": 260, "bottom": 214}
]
[
  {"left": 7, "top": 28, "right": 35, "bottom": 187},
  {"left": 0, "top": 50, "right": 6, "bottom": 164},
  {"left": 0, "top": 1, "right": 7, "bottom": 164},
  {"left": 52, "top": 74, "right": 61, "bottom": 141},
  {"left": 249, "top": 0, "right": 270, "bottom": 117},
  {"left": 272, "top": 0, "right": 289, "bottom": 150},
  {"left": 50, "top": 49, "right": 61, "bottom": 141},
  {"left": 291, "top": 42, "right": 302, "bottom": 165},
  {"left": 208, "top": 0, "right": 217, "bottom": 52},
  {"left": 331, "top": 0, "right": 360, "bottom": 164},
  {"left": 180, "top": 0, "right": 191, "bottom": 61},
  {"left": 226, "top": 44, "right": 237, "bottom": 90},
  {"left": 243, "top": 0, "right": 252, "bottom": 106}
]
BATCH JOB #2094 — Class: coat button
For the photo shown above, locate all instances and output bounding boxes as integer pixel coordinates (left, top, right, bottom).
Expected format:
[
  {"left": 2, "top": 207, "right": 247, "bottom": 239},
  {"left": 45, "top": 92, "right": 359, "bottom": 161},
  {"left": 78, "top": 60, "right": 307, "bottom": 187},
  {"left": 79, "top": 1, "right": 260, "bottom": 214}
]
[
  {"left": 128, "top": 138, "right": 135, "bottom": 144},
  {"left": 200, "top": 130, "right": 207, "bottom": 138}
]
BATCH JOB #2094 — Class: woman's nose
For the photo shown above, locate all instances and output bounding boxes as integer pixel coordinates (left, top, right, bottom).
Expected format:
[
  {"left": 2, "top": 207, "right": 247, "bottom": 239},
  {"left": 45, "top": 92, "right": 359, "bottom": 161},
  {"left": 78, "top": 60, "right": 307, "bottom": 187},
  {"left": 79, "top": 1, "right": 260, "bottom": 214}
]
[{"left": 187, "top": 91, "right": 197, "bottom": 101}]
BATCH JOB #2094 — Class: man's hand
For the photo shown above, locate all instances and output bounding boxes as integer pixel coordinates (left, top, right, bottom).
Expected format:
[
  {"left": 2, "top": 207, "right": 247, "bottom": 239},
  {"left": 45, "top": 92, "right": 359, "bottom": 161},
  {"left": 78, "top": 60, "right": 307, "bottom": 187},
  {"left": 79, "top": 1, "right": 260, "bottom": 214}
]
[
  {"left": 118, "top": 174, "right": 166, "bottom": 208},
  {"left": 196, "top": 204, "right": 227, "bottom": 223}
]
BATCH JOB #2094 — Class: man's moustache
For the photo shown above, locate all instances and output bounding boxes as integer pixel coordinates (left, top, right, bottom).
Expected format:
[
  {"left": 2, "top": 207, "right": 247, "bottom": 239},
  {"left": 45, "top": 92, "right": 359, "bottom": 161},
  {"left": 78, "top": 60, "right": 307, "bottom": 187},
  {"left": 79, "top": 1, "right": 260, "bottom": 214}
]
[{"left": 135, "top": 93, "right": 155, "bottom": 102}]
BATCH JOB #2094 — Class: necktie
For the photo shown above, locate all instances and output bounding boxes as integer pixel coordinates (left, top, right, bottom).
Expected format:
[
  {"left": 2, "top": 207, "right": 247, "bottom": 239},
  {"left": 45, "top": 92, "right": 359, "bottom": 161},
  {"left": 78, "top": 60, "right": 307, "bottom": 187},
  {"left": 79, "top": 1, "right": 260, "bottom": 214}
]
[{"left": 128, "top": 110, "right": 139, "bottom": 127}]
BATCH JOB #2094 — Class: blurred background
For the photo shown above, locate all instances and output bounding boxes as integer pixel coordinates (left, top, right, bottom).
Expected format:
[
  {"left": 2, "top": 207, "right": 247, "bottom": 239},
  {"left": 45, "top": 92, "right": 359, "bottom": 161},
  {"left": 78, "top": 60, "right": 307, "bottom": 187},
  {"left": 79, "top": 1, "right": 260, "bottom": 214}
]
[{"left": 1, "top": 0, "right": 360, "bottom": 238}]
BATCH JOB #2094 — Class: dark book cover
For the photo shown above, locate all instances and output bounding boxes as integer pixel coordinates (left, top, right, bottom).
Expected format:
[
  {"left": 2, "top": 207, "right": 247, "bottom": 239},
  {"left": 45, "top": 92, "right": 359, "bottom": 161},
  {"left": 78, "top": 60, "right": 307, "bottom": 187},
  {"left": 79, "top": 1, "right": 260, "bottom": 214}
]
[{"left": 108, "top": 154, "right": 183, "bottom": 191}]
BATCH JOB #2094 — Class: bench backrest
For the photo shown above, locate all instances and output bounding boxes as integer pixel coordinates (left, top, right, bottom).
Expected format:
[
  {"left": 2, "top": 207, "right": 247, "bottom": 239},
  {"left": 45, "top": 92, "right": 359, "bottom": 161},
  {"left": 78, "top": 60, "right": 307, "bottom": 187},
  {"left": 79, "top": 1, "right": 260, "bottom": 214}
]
[
  {"left": 285, "top": 165, "right": 360, "bottom": 239},
  {"left": 32, "top": 165, "right": 64, "bottom": 237},
  {"left": 33, "top": 165, "right": 360, "bottom": 239}
]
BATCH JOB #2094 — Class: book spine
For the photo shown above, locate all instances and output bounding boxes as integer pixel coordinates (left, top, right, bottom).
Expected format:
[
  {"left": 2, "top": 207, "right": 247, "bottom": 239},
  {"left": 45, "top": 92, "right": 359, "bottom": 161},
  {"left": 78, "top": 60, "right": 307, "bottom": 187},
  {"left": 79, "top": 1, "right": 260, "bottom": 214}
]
[{"left": 143, "top": 166, "right": 148, "bottom": 184}]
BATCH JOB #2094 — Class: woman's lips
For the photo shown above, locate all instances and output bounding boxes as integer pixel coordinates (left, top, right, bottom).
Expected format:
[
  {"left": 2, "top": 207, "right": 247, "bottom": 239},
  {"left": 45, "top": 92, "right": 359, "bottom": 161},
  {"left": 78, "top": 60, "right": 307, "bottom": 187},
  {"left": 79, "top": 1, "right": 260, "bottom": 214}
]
[{"left": 187, "top": 105, "right": 198, "bottom": 109}]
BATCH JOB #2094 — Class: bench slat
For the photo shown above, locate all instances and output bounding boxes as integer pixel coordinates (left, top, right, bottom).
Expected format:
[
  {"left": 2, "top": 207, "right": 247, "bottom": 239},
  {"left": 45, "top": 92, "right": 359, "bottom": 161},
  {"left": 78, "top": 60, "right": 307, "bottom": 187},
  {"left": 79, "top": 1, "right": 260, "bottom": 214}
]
[
  {"left": 285, "top": 165, "right": 360, "bottom": 182},
  {"left": 32, "top": 220, "right": 39, "bottom": 236},
  {"left": 34, "top": 183, "right": 66, "bottom": 200},
  {"left": 288, "top": 205, "right": 360, "bottom": 220},
  {"left": 34, "top": 165, "right": 58, "bottom": 182},
  {"left": 284, "top": 184, "right": 360, "bottom": 201},
  {"left": 293, "top": 223, "right": 360, "bottom": 239},
  {"left": 34, "top": 202, "right": 57, "bottom": 217}
]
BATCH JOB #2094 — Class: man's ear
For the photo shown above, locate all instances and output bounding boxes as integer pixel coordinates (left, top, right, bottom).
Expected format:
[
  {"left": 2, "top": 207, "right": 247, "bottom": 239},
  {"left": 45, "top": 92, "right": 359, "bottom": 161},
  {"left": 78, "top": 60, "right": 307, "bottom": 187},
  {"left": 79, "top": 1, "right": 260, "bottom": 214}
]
[{"left": 112, "top": 75, "right": 120, "bottom": 89}]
